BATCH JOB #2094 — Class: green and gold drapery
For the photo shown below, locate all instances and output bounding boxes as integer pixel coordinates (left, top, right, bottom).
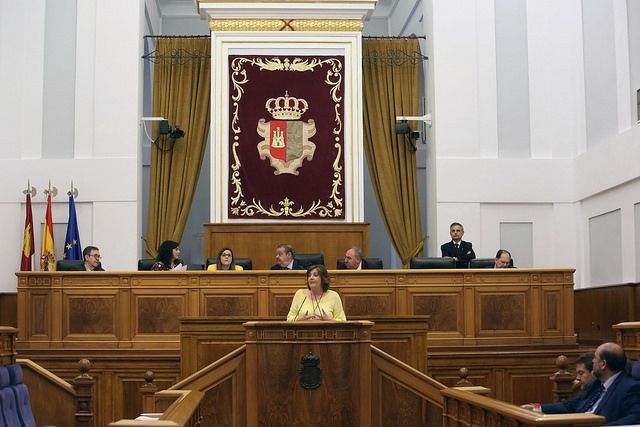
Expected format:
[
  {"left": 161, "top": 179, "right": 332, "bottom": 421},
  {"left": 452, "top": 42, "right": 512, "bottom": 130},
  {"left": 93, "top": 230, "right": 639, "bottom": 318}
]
[
  {"left": 362, "top": 38, "right": 424, "bottom": 266},
  {"left": 145, "top": 38, "right": 211, "bottom": 257}
]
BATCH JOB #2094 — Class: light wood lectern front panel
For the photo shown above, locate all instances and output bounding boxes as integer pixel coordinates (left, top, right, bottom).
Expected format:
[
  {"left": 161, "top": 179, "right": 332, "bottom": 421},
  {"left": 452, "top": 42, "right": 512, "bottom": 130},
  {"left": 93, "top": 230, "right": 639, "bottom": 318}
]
[{"left": 244, "top": 321, "right": 372, "bottom": 427}]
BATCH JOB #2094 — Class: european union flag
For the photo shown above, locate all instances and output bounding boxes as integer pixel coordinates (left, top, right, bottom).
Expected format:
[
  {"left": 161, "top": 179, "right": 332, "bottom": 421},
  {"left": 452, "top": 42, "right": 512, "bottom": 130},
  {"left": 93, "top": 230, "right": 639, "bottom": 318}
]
[{"left": 63, "top": 195, "right": 82, "bottom": 260}]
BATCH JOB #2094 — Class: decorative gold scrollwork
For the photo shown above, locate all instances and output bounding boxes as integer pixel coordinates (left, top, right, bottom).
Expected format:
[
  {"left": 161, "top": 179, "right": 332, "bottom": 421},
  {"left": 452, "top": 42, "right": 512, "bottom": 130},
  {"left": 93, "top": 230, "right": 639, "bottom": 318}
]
[{"left": 229, "top": 56, "right": 344, "bottom": 218}]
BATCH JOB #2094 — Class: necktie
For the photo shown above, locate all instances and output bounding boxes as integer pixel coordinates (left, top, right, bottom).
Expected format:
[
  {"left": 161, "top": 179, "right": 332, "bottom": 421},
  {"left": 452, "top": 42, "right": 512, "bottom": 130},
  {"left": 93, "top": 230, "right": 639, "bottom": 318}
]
[
  {"left": 454, "top": 243, "right": 459, "bottom": 250},
  {"left": 579, "top": 383, "right": 604, "bottom": 413}
]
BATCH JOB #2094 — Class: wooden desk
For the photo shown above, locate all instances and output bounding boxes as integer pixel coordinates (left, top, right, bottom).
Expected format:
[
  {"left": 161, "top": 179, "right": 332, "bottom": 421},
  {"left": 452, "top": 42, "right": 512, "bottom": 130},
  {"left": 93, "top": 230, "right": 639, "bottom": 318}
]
[
  {"left": 613, "top": 321, "right": 640, "bottom": 359},
  {"left": 15, "top": 269, "right": 578, "bottom": 412},
  {"left": 16, "top": 269, "right": 576, "bottom": 349}
]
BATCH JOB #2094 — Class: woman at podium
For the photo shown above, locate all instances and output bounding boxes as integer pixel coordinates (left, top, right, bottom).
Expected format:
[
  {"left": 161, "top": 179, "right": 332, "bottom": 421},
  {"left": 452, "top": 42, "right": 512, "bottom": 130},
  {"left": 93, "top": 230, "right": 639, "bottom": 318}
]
[{"left": 287, "top": 265, "right": 346, "bottom": 321}]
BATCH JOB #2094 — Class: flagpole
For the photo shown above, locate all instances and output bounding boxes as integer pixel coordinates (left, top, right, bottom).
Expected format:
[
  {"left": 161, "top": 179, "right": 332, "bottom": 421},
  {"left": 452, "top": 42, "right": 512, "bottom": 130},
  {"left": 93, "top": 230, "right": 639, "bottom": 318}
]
[{"left": 20, "top": 180, "right": 36, "bottom": 271}]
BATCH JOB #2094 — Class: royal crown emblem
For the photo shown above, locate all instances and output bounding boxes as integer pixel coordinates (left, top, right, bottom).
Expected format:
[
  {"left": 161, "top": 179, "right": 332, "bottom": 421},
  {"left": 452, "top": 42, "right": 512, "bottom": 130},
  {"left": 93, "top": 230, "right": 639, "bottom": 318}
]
[
  {"left": 257, "top": 90, "right": 316, "bottom": 175},
  {"left": 266, "top": 91, "right": 309, "bottom": 120}
]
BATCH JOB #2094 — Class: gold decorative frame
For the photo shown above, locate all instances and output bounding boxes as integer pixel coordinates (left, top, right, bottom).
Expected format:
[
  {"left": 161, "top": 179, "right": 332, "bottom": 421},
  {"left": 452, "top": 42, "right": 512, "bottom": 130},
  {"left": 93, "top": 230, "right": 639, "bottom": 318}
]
[
  {"left": 210, "top": 19, "right": 363, "bottom": 32},
  {"left": 229, "top": 56, "right": 344, "bottom": 218}
]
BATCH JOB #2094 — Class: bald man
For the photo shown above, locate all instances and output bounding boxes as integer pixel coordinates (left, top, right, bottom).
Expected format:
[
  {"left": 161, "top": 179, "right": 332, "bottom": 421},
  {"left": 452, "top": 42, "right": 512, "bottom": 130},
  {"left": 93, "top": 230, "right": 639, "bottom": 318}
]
[{"left": 539, "top": 342, "right": 640, "bottom": 425}]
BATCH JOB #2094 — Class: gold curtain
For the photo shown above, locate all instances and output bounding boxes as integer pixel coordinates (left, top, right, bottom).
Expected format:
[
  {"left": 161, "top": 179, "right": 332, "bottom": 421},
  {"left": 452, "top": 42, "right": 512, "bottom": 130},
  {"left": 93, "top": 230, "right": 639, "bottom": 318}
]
[
  {"left": 362, "top": 39, "right": 424, "bottom": 266},
  {"left": 145, "top": 38, "right": 211, "bottom": 258}
]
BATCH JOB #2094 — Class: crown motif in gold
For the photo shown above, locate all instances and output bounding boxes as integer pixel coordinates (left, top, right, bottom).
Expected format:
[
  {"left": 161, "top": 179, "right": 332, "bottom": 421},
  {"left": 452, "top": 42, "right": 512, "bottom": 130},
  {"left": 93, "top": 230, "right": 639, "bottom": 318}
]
[{"left": 266, "top": 91, "right": 308, "bottom": 120}]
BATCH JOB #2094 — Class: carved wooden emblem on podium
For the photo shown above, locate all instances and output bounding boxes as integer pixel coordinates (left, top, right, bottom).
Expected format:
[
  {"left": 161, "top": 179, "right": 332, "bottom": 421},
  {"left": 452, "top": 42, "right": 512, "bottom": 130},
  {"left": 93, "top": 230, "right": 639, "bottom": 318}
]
[{"left": 299, "top": 351, "right": 322, "bottom": 389}]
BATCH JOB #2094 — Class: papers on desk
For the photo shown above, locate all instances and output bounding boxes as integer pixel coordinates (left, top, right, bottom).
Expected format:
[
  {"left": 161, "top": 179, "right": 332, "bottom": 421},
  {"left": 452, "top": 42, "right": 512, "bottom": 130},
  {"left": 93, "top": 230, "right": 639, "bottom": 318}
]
[
  {"left": 172, "top": 264, "right": 187, "bottom": 271},
  {"left": 135, "top": 413, "right": 162, "bottom": 420}
]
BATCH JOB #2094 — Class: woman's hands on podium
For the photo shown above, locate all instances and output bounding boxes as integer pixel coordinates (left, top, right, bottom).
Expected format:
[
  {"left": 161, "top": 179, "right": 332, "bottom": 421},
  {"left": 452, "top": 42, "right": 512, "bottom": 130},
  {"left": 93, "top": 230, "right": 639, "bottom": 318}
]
[{"left": 299, "top": 309, "right": 330, "bottom": 321}]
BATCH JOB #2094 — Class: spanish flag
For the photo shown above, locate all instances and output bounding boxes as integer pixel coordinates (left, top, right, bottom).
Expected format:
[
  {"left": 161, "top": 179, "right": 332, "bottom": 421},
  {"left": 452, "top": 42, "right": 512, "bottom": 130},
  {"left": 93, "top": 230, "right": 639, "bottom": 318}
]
[
  {"left": 40, "top": 194, "right": 56, "bottom": 271},
  {"left": 20, "top": 192, "right": 34, "bottom": 271}
]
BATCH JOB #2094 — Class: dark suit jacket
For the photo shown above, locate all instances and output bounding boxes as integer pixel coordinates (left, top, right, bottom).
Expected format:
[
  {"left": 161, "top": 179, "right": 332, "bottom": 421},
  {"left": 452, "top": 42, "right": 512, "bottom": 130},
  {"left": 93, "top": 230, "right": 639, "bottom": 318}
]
[
  {"left": 542, "top": 372, "right": 640, "bottom": 426},
  {"left": 337, "top": 259, "right": 371, "bottom": 270},
  {"left": 440, "top": 241, "right": 476, "bottom": 268},
  {"left": 271, "top": 259, "right": 306, "bottom": 270},
  {"left": 67, "top": 263, "right": 104, "bottom": 271}
]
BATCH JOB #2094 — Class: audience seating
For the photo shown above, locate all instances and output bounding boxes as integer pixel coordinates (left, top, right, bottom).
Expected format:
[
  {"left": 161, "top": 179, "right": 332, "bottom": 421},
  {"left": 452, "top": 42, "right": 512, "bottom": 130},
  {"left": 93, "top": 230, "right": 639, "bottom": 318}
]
[
  {"left": 336, "top": 258, "right": 384, "bottom": 269},
  {"left": 6, "top": 365, "right": 35, "bottom": 427},
  {"left": 205, "top": 258, "right": 253, "bottom": 270},
  {"left": 56, "top": 259, "right": 84, "bottom": 271},
  {"left": 409, "top": 257, "right": 456, "bottom": 269},
  {"left": 295, "top": 253, "right": 325, "bottom": 268},
  {"left": 0, "top": 366, "right": 21, "bottom": 427}
]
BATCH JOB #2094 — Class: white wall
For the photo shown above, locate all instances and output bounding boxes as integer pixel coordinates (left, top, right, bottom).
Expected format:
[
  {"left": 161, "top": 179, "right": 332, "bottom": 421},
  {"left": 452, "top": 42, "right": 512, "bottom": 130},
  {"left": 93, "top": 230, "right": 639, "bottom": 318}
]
[
  {"left": 0, "top": 0, "right": 144, "bottom": 292},
  {"left": 429, "top": 0, "right": 638, "bottom": 288}
]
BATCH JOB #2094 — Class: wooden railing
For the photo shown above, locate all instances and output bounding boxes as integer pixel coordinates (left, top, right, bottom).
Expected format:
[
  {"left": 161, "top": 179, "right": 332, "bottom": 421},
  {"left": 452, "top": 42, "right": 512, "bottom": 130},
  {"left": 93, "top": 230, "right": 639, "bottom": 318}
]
[
  {"left": 371, "top": 345, "right": 445, "bottom": 426},
  {"left": 108, "top": 389, "right": 204, "bottom": 427},
  {"left": 18, "top": 358, "right": 95, "bottom": 427},
  {"left": 442, "top": 387, "right": 604, "bottom": 426}
]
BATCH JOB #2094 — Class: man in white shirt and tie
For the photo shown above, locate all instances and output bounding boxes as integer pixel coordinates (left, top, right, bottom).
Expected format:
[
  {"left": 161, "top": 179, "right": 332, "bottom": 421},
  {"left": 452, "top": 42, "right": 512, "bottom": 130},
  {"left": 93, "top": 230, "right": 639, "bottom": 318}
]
[{"left": 440, "top": 222, "right": 476, "bottom": 268}]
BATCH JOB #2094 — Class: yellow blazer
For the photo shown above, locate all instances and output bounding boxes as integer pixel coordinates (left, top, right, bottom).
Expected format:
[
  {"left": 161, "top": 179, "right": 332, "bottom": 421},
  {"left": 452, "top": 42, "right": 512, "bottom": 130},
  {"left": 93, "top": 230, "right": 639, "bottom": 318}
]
[{"left": 207, "top": 264, "right": 244, "bottom": 271}]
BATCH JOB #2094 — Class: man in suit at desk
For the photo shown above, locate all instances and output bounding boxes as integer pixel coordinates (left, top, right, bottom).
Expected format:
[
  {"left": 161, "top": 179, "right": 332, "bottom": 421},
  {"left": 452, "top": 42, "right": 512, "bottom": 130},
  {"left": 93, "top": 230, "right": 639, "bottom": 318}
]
[
  {"left": 271, "top": 244, "right": 306, "bottom": 270},
  {"left": 342, "top": 246, "right": 370, "bottom": 270},
  {"left": 537, "top": 342, "right": 640, "bottom": 426},
  {"left": 69, "top": 246, "right": 104, "bottom": 271},
  {"left": 494, "top": 249, "right": 512, "bottom": 268},
  {"left": 441, "top": 222, "right": 476, "bottom": 268}
]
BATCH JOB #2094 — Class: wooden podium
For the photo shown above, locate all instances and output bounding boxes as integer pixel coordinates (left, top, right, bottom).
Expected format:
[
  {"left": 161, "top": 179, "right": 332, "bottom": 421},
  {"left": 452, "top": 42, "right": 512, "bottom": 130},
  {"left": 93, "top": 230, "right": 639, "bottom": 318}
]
[{"left": 243, "top": 321, "right": 372, "bottom": 427}]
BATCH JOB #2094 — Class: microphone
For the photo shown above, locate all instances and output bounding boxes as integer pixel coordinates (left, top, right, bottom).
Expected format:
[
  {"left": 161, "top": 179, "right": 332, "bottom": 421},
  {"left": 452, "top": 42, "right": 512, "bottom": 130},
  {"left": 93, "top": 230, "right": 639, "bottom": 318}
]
[{"left": 293, "top": 296, "right": 307, "bottom": 321}]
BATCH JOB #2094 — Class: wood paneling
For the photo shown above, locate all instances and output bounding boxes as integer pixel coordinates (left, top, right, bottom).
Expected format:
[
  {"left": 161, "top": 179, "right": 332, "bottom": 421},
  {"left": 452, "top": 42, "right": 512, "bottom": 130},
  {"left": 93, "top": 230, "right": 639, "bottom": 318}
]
[
  {"left": 18, "top": 349, "right": 180, "bottom": 427},
  {"left": 613, "top": 321, "right": 640, "bottom": 360},
  {"left": 244, "top": 321, "right": 372, "bottom": 427},
  {"left": 0, "top": 293, "right": 17, "bottom": 327},
  {"left": 442, "top": 387, "right": 604, "bottom": 426},
  {"left": 16, "top": 269, "right": 577, "bottom": 349},
  {"left": 204, "top": 223, "right": 370, "bottom": 269},
  {"left": 574, "top": 283, "right": 640, "bottom": 344},
  {"left": 179, "top": 316, "right": 429, "bottom": 378},
  {"left": 428, "top": 347, "right": 585, "bottom": 405}
]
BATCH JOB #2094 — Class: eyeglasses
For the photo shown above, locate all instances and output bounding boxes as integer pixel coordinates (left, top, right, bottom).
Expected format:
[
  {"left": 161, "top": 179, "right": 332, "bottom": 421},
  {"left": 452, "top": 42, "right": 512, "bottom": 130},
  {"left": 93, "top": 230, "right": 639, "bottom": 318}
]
[
  {"left": 221, "top": 252, "right": 233, "bottom": 257},
  {"left": 90, "top": 254, "right": 101, "bottom": 259}
]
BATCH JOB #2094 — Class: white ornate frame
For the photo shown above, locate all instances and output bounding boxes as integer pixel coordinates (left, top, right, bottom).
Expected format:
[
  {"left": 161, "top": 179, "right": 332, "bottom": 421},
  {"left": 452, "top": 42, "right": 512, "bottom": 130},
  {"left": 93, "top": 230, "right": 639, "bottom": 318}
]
[{"left": 210, "top": 33, "right": 365, "bottom": 223}]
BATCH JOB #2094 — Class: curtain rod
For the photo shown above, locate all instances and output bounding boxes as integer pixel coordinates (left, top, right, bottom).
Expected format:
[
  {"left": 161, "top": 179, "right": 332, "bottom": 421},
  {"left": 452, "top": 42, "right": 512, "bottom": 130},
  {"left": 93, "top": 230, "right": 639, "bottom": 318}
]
[
  {"left": 144, "top": 35, "right": 210, "bottom": 39},
  {"left": 144, "top": 35, "right": 427, "bottom": 40},
  {"left": 362, "top": 35, "right": 426, "bottom": 39}
]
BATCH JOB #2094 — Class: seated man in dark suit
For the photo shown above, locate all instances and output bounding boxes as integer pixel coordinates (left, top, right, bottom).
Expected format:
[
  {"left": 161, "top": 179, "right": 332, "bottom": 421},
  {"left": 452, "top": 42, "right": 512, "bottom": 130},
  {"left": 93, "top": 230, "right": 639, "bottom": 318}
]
[
  {"left": 341, "top": 246, "right": 370, "bottom": 270},
  {"left": 68, "top": 246, "right": 104, "bottom": 271},
  {"left": 494, "top": 249, "right": 512, "bottom": 268},
  {"left": 531, "top": 342, "right": 640, "bottom": 426},
  {"left": 440, "top": 222, "right": 476, "bottom": 268},
  {"left": 271, "top": 244, "right": 306, "bottom": 270}
]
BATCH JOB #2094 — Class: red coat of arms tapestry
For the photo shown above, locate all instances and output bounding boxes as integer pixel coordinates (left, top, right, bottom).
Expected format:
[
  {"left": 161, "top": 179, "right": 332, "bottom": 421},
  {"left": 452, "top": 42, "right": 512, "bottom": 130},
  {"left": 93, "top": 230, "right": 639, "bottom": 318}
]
[{"left": 228, "top": 55, "right": 345, "bottom": 220}]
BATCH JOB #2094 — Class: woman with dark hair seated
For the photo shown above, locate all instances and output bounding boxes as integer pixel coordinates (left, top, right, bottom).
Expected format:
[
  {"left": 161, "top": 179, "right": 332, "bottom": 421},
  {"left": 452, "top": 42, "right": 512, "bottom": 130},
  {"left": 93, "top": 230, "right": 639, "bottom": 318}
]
[
  {"left": 287, "top": 264, "right": 346, "bottom": 321},
  {"left": 151, "top": 240, "right": 183, "bottom": 271},
  {"left": 207, "top": 247, "right": 243, "bottom": 271}
]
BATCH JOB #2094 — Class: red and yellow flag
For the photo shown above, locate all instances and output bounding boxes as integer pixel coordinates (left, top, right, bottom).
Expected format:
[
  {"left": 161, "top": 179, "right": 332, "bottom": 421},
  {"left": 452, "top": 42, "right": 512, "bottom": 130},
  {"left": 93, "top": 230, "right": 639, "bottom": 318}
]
[
  {"left": 40, "top": 194, "right": 56, "bottom": 271},
  {"left": 20, "top": 193, "right": 35, "bottom": 271}
]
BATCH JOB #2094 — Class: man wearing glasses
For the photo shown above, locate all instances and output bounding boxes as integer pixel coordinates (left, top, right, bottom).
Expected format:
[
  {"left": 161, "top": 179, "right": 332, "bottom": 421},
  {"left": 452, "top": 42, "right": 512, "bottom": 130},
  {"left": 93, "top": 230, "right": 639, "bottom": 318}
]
[{"left": 70, "top": 246, "right": 104, "bottom": 271}]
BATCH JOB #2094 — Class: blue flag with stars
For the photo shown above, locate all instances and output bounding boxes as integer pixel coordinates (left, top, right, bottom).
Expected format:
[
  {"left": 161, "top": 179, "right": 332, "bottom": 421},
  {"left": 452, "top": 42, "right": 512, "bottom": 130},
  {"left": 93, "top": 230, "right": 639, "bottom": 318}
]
[{"left": 63, "top": 194, "right": 82, "bottom": 260}]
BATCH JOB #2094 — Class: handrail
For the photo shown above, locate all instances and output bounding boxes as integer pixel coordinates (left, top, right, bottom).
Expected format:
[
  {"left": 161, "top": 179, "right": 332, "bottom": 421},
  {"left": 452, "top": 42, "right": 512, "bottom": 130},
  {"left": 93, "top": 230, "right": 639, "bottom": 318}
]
[
  {"left": 371, "top": 345, "right": 445, "bottom": 405},
  {"left": 108, "top": 390, "right": 203, "bottom": 426},
  {"left": 170, "top": 344, "right": 246, "bottom": 390},
  {"left": 442, "top": 388, "right": 605, "bottom": 425},
  {"left": 16, "top": 358, "right": 76, "bottom": 394}
]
